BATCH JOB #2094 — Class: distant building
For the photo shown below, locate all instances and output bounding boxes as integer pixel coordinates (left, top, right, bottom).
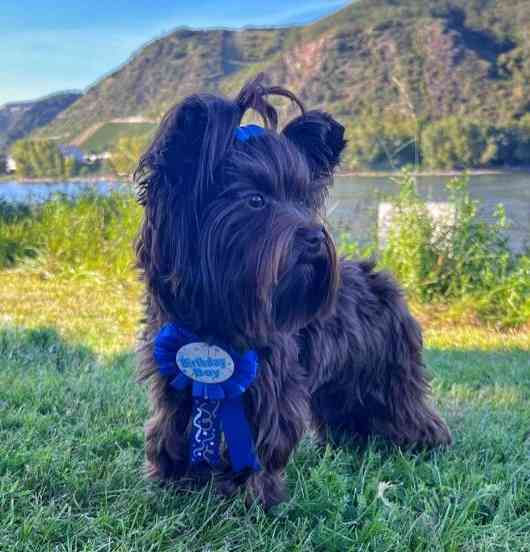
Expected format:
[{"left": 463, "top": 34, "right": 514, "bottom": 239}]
[
  {"left": 6, "top": 156, "right": 16, "bottom": 173},
  {"left": 84, "top": 151, "right": 112, "bottom": 163}
]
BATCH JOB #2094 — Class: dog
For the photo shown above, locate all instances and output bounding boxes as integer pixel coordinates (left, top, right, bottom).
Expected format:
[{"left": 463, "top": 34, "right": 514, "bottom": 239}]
[{"left": 134, "top": 73, "right": 451, "bottom": 509}]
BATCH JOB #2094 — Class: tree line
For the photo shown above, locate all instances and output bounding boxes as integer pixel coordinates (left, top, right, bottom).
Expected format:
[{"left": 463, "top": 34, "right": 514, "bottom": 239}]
[
  {"left": 2, "top": 136, "right": 148, "bottom": 178},
  {"left": 343, "top": 114, "right": 530, "bottom": 171},
  {"left": 8, "top": 140, "right": 80, "bottom": 178},
  {"left": 4, "top": 115, "right": 530, "bottom": 178}
]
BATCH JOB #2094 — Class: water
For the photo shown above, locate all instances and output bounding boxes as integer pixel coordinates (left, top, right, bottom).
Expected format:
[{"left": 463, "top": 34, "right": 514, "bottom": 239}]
[
  {"left": 1, "top": 174, "right": 529, "bottom": 252},
  {"left": 0, "top": 179, "right": 128, "bottom": 203},
  {"left": 332, "top": 173, "right": 530, "bottom": 252}
]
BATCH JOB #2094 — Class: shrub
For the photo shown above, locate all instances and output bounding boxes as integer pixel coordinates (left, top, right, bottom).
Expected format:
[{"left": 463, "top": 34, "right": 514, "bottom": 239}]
[
  {"left": 341, "top": 171, "right": 529, "bottom": 327},
  {"left": 0, "top": 192, "right": 141, "bottom": 277}
]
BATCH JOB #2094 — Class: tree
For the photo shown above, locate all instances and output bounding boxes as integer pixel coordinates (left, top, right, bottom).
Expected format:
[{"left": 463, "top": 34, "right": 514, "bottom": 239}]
[
  {"left": 421, "top": 118, "right": 490, "bottom": 169},
  {"left": 109, "top": 135, "right": 151, "bottom": 176},
  {"left": 343, "top": 113, "right": 418, "bottom": 170},
  {"left": 514, "top": 114, "right": 530, "bottom": 164},
  {"left": 10, "top": 139, "right": 76, "bottom": 178}
]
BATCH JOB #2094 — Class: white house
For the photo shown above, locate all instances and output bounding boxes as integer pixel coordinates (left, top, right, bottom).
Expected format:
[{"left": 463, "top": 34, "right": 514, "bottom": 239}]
[
  {"left": 84, "top": 151, "right": 112, "bottom": 163},
  {"left": 6, "top": 156, "right": 16, "bottom": 173}
]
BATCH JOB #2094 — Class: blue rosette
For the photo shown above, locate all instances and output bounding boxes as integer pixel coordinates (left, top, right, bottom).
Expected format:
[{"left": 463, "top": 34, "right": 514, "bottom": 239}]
[{"left": 153, "top": 323, "right": 260, "bottom": 472}]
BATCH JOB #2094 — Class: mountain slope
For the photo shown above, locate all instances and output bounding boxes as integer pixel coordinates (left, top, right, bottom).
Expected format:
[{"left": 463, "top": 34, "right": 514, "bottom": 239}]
[
  {"left": 35, "top": 28, "right": 293, "bottom": 143},
  {"left": 35, "top": 0, "right": 530, "bottom": 147},
  {"left": 0, "top": 91, "right": 82, "bottom": 152}
]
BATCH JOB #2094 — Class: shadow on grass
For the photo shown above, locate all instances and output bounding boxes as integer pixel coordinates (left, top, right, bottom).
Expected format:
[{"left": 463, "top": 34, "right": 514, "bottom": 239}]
[
  {"left": 1, "top": 324, "right": 529, "bottom": 549},
  {"left": 425, "top": 346, "right": 530, "bottom": 391},
  {"left": 0, "top": 325, "right": 133, "bottom": 373}
]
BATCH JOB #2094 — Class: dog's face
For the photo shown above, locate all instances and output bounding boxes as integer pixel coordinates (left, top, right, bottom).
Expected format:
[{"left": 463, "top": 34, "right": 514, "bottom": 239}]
[{"left": 135, "top": 77, "right": 346, "bottom": 345}]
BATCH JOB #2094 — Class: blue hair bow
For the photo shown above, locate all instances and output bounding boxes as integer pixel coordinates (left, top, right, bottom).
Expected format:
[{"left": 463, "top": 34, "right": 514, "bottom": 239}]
[
  {"left": 154, "top": 323, "right": 260, "bottom": 473},
  {"left": 234, "top": 124, "right": 265, "bottom": 142}
]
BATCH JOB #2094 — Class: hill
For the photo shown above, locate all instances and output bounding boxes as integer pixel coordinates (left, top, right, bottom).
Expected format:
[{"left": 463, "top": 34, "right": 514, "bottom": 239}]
[
  {"left": 34, "top": 28, "right": 293, "bottom": 143},
  {"left": 32, "top": 0, "right": 530, "bottom": 167},
  {"left": 0, "top": 91, "right": 82, "bottom": 153},
  {"left": 79, "top": 121, "right": 157, "bottom": 153}
]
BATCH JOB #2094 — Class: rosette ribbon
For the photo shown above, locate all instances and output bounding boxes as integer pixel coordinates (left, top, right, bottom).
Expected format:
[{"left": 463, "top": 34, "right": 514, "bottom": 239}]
[{"left": 153, "top": 323, "right": 261, "bottom": 473}]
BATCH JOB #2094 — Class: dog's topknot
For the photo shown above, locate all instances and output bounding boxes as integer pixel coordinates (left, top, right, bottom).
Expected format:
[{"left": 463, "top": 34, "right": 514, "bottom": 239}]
[
  {"left": 134, "top": 73, "right": 345, "bottom": 209},
  {"left": 235, "top": 72, "right": 305, "bottom": 130}
]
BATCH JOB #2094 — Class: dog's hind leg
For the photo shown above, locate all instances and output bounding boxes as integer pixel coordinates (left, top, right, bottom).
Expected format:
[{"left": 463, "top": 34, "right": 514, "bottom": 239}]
[{"left": 304, "top": 260, "right": 452, "bottom": 450}]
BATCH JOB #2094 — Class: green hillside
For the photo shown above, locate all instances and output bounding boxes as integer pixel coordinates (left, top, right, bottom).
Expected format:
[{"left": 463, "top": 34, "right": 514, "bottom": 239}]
[
  {"left": 0, "top": 91, "right": 81, "bottom": 153},
  {"left": 33, "top": 0, "right": 530, "bottom": 168},
  {"left": 80, "top": 122, "right": 157, "bottom": 153},
  {"left": 34, "top": 28, "right": 292, "bottom": 143}
]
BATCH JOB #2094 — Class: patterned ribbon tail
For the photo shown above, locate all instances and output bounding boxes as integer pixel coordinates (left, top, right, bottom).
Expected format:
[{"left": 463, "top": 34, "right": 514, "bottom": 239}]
[
  {"left": 189, "top": 398, "right": 222, "bottom": 466},
  {"left": 220, "top": 395, "right": 260, "bottom": 472}
]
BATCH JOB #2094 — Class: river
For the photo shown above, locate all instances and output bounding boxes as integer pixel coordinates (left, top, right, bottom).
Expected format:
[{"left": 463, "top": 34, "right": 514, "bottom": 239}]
[{"left": 1, "top": 173, "right": 529, "bottom": 252}]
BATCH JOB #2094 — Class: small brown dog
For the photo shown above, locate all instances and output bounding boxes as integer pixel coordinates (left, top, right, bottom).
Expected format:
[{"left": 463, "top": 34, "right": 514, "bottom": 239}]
[{"left": 134, "top": 74, "right": 451, "bottom": 509}]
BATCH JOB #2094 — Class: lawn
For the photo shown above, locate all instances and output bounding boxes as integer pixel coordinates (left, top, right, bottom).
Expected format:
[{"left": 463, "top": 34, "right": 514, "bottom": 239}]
[{"left": 1, "top": 267, "right": 529, "bottom": 551}]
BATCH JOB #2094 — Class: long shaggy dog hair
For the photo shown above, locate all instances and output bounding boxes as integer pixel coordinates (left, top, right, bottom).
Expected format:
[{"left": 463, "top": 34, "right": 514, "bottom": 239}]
[{"left": 134, "top": 74, "right": 451, "bottom": 508}]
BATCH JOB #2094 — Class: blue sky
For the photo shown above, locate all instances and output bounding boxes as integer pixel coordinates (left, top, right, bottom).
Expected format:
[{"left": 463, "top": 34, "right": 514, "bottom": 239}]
[{"left": 0, "top": 0, "right": 349, "bottom": 105}]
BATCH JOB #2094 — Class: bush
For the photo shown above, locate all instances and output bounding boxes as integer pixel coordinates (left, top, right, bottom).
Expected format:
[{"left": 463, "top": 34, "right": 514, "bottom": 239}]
[
  {"left": 341, "top": 171, "right": 529, "bottom": 327},
  {"left": 0, "top": 192, "right": 141, "bottom": 277}
]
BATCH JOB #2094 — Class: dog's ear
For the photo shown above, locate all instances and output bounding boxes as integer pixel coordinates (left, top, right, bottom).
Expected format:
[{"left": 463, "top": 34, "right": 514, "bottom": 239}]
[
  {"left": 134, "top": 94, "right": 241, "bottom": 316},
  {"left": 134, "top": 96, "right": 205, "bottom": 207},
  {"left": 134, "top": 94, "right": 240, "bottom": 208},
  {"left": 282, "top": 110, "right": 347, "bottom": 181}
]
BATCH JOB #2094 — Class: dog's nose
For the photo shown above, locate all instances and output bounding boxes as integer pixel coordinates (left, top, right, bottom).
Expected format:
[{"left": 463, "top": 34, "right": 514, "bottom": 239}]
[{"left": 300, "top": 226, "right": 326, "bottom": 255}]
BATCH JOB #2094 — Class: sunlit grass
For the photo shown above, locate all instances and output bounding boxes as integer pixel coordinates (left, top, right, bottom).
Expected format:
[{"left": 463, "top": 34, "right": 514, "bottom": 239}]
[
  {"left": 0, "top": 269, "right": 141, "bottom": 354},
  {"left": 1, "top": 267, "right": 529, "bottom": 550},
  {"left": 1, "top": 191, "right": 529, "bottom": 550}
]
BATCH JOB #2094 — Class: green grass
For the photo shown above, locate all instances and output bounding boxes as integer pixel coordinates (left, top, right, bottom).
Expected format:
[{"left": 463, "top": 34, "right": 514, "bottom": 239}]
[
  {"left": 81, "top": 122, "right": 157, "bottom": 154},
  {"left": 0, "top": 275, "right": 529, "bottom": 551},
  {"left": 1, "top": 192, "right": 529, "bottom": 550}
]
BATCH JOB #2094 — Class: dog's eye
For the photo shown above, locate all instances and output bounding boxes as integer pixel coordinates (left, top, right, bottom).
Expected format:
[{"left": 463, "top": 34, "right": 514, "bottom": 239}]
[{"left": 248, "top": 194, "right": 266, "bottom": 209}]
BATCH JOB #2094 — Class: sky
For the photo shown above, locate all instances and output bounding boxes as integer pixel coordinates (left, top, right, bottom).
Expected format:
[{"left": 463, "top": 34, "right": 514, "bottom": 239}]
[{"left": 0, "top": 0, "right": 350, "bottom": 105}]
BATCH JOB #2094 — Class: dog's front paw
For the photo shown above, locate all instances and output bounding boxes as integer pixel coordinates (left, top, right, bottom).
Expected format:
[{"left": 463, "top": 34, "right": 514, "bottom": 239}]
[
  {"left": 217, "top": 469, "right": 287, "bottom": 510},
  {"left": 416, "top": 411, "right": 453, "bottom": 449}
]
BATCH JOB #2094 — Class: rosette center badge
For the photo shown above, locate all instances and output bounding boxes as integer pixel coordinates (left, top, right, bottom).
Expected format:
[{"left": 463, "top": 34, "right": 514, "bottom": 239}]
[{"left": 176, "top": 342, "right": 235, "bottom": 384}]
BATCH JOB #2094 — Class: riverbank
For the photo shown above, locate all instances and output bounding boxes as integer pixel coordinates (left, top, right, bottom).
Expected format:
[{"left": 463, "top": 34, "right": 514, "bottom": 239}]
[
  {"left": 0, "top": 173, "right": 129, "bottom": 183},
  {"left": 337, "top": 166, "right": 530, "bottom": 177},
  {"left": 3, "top": 166, "right": 530, "bottom": 184}
]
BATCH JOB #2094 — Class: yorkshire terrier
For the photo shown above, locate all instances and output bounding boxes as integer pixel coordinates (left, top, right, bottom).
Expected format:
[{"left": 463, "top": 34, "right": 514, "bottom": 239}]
[{"left": 134, "top": 74, "right": 451, "bottom": 509}]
